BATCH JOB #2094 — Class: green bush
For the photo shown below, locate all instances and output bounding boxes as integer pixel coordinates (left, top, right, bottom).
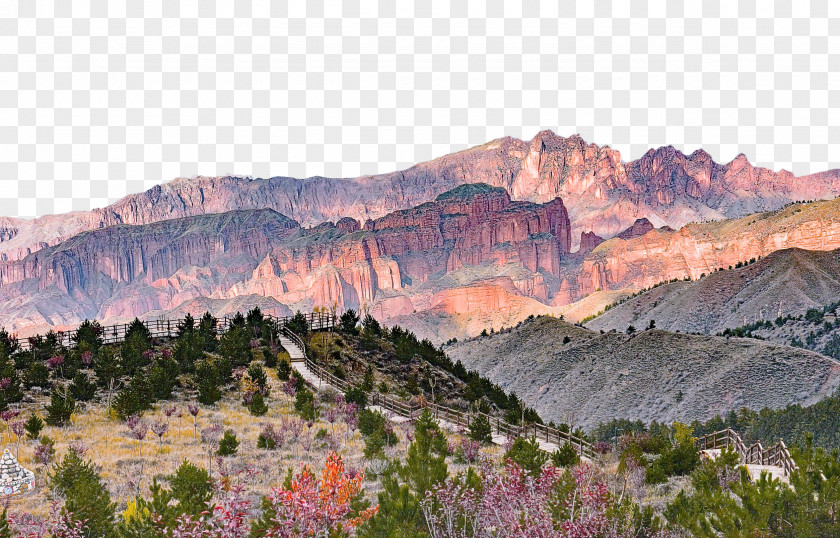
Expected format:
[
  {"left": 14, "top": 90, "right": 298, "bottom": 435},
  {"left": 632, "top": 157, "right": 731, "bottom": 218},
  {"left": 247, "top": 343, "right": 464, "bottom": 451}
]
[
  {"left": 24, "top": 362, "right": 50, "bottom": 388},
  {"left": 276, "top": 359, "right": 292, "bottom": 381},
  {"left": 345, "top": 386, "right": 368, "bottom": 408},
  {"left": 44, "top": 390, "right": 76, "bottom": 426},
  {"left": 69, "top": 371, "right": 97, "bottom": 401},
  {"left": 25, "top": 414, "right": 44, "bottom": 440},
  {"left": 551, "top": 442, "right": 580, "bottom": 467},
  {"left": 264, "top": 350, "right": 277, "bottom": 368},
  {"left": 219, "top": 325, "right": 252, "bottom": 368},
  {"left": 468, "top": 414, "right": 493, "bottom": 444},
  {"left": 504, "top": 436, "right": 547, "bottom": 477},
  {"left": 148, "top": 357, "right": 179, "bottom": 400},
  {"left": 359, "top": 409, "right": 387, "bottom": 437},
  {"left": 338, "top": 309, "right": 360, "bottom": 335},
  {"left": 195, "top": 362, "right": 222, "bottom": 406},
  {"left": 113, "top": 375, "right": 153, "bottom": 420},
  {"left": 247, "top": 363, "right": 269, "bottom": 392},
  {"left": 294, "top": 386, "right": 317, "bottom": 421},
  {"left": 248, "top": 392, "right": 269, "bottom": 416},
  {"left": 217, "top": 430, "right": 239, "bottom": 456},
  {"left": 286, "top": 311, "right": 310, "bottom": 337},
  {"left": 50, "top": 451, "right": 115, "bottom": 537}
]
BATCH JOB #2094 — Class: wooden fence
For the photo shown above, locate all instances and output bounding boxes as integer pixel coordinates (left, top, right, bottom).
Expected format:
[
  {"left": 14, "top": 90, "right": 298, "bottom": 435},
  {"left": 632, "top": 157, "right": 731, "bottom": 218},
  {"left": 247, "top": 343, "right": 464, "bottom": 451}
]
[
  {"left": 15, "top": 311, "right": 336, "bottom": 351},
  {"left": 695, "top": 428, "right": 797, "bottom": 477}
]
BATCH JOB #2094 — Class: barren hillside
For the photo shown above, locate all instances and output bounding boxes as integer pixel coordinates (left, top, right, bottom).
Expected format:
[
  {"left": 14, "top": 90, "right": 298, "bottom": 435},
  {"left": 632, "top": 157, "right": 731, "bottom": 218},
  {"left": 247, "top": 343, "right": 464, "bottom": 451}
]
[
  {"left": 445, "top": 316, "right": 840, "bottom": 430},
  {"left": 586, "top": 247, "right": 840, "bottom": 335}
]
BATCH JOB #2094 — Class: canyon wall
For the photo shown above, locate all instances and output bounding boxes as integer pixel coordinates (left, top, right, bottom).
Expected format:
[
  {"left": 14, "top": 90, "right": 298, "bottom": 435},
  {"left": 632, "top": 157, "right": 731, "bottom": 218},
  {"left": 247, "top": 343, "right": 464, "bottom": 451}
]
[{"left": 0, "top": 185, "right": 572, "bottom": 336}]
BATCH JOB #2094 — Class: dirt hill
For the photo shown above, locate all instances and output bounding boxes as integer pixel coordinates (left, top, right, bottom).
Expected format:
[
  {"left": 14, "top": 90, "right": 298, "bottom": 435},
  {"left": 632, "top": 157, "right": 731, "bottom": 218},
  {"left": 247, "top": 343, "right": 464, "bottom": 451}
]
[{"left": 444, "top": 316, "right": 840, "bottom": 430}]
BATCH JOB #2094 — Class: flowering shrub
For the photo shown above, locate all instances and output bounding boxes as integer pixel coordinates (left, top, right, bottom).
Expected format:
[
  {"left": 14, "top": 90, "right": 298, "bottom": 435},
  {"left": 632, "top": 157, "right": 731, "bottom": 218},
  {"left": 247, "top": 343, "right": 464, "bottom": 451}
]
[
  {"left": 264, "top": 451, "right": 378, "bottom": 536},
  {"left": 421, "top": 462, "right": 615, "bottom": 538}
]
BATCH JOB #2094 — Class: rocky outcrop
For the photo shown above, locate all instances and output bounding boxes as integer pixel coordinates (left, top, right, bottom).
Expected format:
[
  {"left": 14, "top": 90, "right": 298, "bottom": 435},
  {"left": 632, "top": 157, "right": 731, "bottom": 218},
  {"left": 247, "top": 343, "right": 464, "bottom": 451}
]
[
  {"left": 3, "top": 132, "right": 839, "bottom": 260},
  {"left": 567, "top": 198, "right": 840, "bottom": 299},
  {"left": 616, "top": 218, "right": 655, "bottom": 240},
  {"left": 577, "top": 231, "right": 605, "bottom": 255},
  {"left": 0, "top": 185, "right": 571, "bottom": 334}
]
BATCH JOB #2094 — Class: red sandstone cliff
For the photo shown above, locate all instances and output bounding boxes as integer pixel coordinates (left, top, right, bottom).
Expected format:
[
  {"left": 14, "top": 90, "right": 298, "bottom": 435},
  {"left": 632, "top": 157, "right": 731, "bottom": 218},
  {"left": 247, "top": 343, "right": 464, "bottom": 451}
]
[
  {"left": 565, "top": 198, "right": 840, "bottom": 301},
  {"left": 0, "top": 185, "right": 572, "bottom": 335}
]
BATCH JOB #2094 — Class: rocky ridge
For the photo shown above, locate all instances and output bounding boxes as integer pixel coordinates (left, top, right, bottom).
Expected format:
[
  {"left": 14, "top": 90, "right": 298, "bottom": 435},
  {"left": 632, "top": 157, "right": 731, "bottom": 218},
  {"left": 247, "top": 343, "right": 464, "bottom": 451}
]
[{"left": 2, "top": 131, "right": 839, "bottom": 261}]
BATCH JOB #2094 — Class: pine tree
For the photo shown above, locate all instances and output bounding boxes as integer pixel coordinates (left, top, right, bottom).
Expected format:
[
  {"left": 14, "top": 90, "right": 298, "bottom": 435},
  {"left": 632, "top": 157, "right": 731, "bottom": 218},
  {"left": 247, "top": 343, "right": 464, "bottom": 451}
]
[
  {"left": 44, "top": 389, "right": 76, "bottom": 426},
  {"left": 360, "top": 410, "right": 447, "bottom": 536},
  {"left": 504, "top": 436, "right": 548, "bottom": 477},
  {"left": 0, "top": 508, "right": 10, "bottom": 538},
  {"left": 219, "top": 325, "right": 252, "bottom": 368},
  {"left": 217, "top": 430, "right": 239, "bottom": 456},
  {"left": 50, "top": 451, "right": 116, "bottom": 538},
  {"left": 276, "top": 358, "right": 292, "bottom": 381},
  {"left": 25, "top": 414, "right": 44, "bottom": 439},
  {"left": 468, "top": 413, "right": 492, "bottom": 444},
  {"left": 69, "top": 371, "right": 97, "bottom": 401},
  {"left": 294, "top": 386, "right": 317, "bottom": 420},
  {"left": 248, "top": 392, "right": 268, "bottom": 416},
  {"left": 195, "top": 362, "right": 222, "bottom": 406}
]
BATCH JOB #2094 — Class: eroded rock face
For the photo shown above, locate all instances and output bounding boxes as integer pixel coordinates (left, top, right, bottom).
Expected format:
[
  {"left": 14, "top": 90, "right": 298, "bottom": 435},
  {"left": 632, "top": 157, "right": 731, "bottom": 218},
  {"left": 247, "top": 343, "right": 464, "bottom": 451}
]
[
  {"left": 616, "top": 218, "right": 655, "bottom": 240},
  {"left": 2, "top": 131, "right": 839, "bottom": 260},
  {"left": 568, "top": 198, "right": 840, "bottom": 299},
  {"left": 577, "top": 231, "right": 605, "bottom": 255},
  {"left": 0, "top": 185, "right": 571, "bottom": 334}
]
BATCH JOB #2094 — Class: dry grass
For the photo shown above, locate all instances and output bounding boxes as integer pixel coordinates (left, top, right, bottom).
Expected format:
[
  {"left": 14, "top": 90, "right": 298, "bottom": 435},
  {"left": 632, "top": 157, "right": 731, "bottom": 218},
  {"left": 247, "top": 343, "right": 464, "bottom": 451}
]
[{"left": 2, "top": 364, "right": 503, "bottom": 519}]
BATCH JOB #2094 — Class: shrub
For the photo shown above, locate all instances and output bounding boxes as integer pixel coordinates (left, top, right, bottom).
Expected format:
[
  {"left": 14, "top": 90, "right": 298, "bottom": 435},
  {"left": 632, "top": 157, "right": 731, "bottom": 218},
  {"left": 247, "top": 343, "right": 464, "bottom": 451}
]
[
  {"left": 345, "top": 386, "right": 368, "bottom": 408},
  {"left": 294, "top": 386, "right": 317, "bottom": 421},
  {"left": 148, "top": 357, "right": 179, "bottom": 400},
  {"left": 249, "top": 392, "right": 269, "bottom": 416},
  {"left": 361, "top": 366, "right": 375, "bottom": 391},
  {"left": 504, "top": 436, "right": 547, "bottom": 477},
  {"left": 195, "top": 362, "right": 222, "bottom": 406},
  {"left": 217, "top": 430, "right": 239, "bottom": 456},
  {"left": 44, "top": 390, "right": 75, "bottom": 426},
  {"left": 113, "top": 375, "right": 153, "bottom": 420},
  {"left": 264, "top": 349, "right": 278, "bottom": 368},
  {"left": 551, "top": 442, "right": 580, "bottom": 467},
  {"left": 468, "top": 414, "right": 493, "bottom": 445},
  {"left": 277, "top": 359, "right": 292, "bottom": 381},
  {"left": 24, "top": 361, "right": 50, "bottom": 388},
  {"left": 169, "top": 459, "right": 213, "bottom": 516},
  {"left": 247, "top": 363, "right": 269, "bottom": 392},
  {"left": 219, "top": 325, "right": 252, "bottom": 368},
  {"left": 50, "top": 451, "right": 115, "bottom": 538},
  {"left": 338, "top": 309, "right": 360, "bottom": 335},
  {"left": 25, "top": 414, "right": 44, "bottom": 439},
  {"left": 286, "top": 311, "right": 310, "bottom": 337},
  {"left": 69, "top": 371, "right": 97, "bottom": 401},
  {"left": 364, "top": 431, "right": 386, "bottom": 459},
  {"left": 359, "top": 409, "right": 387, "bottom": 437}
]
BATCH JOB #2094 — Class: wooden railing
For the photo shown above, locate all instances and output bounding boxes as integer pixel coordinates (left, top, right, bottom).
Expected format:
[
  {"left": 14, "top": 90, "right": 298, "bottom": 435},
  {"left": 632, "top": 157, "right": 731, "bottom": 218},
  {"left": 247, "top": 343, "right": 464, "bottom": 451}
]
[
  {"left": 695, "top": 428, "right": 797, "bottom": 477},
  {"left": 295, "top": 344, "right": 597, "bottom": 460},
  {"left": 14, "top": 312, "right": 335, "bottom": 351}
]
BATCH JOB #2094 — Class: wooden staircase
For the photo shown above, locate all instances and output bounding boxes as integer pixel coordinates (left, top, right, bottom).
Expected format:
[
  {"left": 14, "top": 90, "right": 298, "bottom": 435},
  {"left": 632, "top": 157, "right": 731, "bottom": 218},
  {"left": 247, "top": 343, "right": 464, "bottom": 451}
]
[{"left": 696, "top": 428, "right": 796, "bottom": 484}]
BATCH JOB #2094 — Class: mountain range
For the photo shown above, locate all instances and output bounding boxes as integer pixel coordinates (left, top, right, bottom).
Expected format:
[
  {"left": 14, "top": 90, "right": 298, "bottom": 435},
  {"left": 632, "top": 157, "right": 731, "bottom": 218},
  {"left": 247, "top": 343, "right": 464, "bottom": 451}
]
[{"left": 3, "top": 130, "right": 840, "bottom": 342}]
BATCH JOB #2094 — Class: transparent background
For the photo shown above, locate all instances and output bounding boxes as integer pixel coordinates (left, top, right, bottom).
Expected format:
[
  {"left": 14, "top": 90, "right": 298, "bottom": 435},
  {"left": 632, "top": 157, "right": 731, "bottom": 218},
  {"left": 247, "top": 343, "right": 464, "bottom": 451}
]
[{"left": 1, "top": 0, "right": 839, "bottom": 217}]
